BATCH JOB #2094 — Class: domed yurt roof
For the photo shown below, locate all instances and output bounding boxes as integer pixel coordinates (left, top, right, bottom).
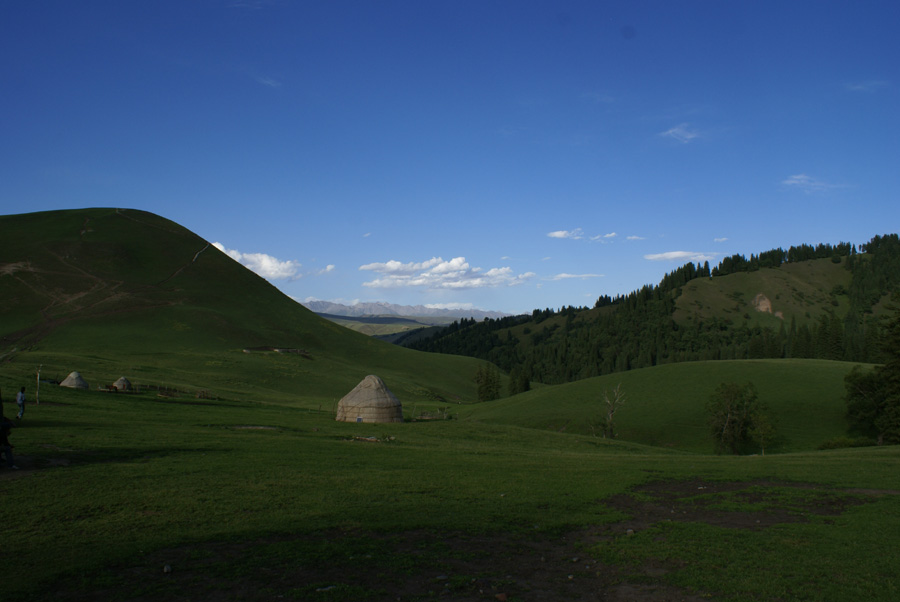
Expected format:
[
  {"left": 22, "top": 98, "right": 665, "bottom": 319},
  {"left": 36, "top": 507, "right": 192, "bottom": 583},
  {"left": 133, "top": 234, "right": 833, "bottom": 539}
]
[
  {"left": 60, "top": 371, "right": 90, "bottom": 390},
  {"left": 113, "top": 376, "right": 132, "bottom": 391},
  {"left": 335, "top": 375, "right": 403, "bottom": 423}
]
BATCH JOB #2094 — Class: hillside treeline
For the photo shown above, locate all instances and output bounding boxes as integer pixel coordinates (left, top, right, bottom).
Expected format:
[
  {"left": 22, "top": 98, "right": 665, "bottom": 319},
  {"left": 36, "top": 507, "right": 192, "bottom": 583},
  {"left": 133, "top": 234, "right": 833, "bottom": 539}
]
[{"left": 408, "top": 235, "right": 900, "bottom": 386}]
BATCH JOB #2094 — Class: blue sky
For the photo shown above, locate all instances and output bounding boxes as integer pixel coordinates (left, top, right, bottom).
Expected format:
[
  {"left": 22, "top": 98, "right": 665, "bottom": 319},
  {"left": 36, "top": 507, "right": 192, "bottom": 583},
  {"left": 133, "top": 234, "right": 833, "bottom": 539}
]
[{"left": 2, "top": 1, "right": 898, "bottom": 314}]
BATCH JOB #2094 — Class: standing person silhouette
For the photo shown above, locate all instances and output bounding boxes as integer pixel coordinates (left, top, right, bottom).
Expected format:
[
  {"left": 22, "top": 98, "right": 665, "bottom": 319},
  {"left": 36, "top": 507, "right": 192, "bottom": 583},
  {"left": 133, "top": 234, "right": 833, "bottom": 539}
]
[{"left": 16, "top": 387, "right": 25, "bottom": 420}]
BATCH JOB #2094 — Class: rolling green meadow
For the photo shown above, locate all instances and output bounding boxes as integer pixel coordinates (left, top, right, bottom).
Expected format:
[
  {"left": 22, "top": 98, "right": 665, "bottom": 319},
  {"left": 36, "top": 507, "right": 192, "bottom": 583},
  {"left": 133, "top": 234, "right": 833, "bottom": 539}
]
[
  {"left": 2, "top": 209, "right": 899, "bottom": 601},
  {"left": 3, "top": 373, "right": 899, "bottom": 602}
]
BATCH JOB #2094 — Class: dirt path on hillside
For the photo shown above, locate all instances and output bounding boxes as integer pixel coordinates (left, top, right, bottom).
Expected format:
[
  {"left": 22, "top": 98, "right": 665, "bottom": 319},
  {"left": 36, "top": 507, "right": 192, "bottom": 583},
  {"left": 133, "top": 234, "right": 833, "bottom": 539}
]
[{"left": 21, "top": 478, "right": 894, "bottom": 602}]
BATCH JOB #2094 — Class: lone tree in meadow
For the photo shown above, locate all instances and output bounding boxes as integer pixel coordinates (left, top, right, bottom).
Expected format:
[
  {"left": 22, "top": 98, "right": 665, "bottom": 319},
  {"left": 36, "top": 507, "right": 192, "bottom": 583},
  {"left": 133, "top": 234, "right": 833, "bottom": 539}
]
[
  {"left": 844, "top": 365, "right": 886, "bottom": 442},
  {"left": 707, "top": 381, "right": 775, "bottom": 454},
  {"left": 748, "top": 403, "right": 778, "bottom": 455},
  {"left": 475, "top": 363, "right": 502, "bottom": 402},
  {"left": 590, "top": 383, "right": 626, "bottom": 438},
  {"left": 507, "top": 366, "right": 531, "bottom": 396},
  {"left": 844, "top": 296, "right": 900, "bottom": 444}
]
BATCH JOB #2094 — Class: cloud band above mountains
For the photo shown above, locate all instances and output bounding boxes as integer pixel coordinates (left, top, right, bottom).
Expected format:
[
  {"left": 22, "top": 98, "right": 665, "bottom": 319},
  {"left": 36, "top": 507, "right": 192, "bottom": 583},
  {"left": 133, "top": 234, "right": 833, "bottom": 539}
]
[
  {"left": 644, "top": 251, "right": 716, "bottom": 262},
  {"left": 360, "top": 256, "right": 535, "bottom": 290}
]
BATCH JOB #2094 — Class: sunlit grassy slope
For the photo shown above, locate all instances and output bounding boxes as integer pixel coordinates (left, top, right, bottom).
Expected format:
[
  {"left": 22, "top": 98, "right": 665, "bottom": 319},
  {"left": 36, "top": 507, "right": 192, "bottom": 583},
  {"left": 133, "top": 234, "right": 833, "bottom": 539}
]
[
  {"left": 482, "top": 254, "right": 866, "bottom": 362},
  {"left": 0, "top": 208, "right": 487, "bottom": 407},
  {"left": 467, "top": 359, "right": 863, "bottom": 453},
  {"left": 674, "top": 258, "right": 854, "bottom": 328}
]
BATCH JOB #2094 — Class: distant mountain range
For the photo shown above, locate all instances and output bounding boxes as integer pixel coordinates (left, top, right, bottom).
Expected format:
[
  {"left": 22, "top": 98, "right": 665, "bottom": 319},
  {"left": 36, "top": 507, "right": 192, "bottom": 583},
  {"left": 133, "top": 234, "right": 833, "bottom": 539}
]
[{"left": 301, "top": 299, "right": 513, "bottom": 320}]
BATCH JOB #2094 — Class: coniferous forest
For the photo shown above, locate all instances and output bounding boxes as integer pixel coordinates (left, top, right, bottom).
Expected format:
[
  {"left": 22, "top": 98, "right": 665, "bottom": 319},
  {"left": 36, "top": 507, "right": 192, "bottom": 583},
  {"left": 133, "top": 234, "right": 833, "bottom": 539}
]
[{"left": 408, "top": 235, "right": 900, "bottom": 387}]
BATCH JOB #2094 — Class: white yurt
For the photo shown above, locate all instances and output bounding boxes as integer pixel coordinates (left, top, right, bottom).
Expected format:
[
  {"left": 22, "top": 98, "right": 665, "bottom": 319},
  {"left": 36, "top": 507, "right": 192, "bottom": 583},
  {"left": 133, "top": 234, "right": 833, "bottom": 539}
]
[
  {"left": 335, "top": 375, "right": 403, "bottom": 423},
  {"left": 60, "top": 371, "right": 90, "bottom": 390},
  {"left": 113, "top": 376, "right": 132, "bottom": 391}
]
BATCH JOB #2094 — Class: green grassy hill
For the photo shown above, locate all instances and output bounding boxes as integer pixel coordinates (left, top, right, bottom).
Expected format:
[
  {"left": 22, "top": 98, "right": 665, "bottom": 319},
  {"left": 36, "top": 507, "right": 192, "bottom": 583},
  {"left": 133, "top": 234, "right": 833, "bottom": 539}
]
[
  {"left": 408, "top": 238, "right": 899, "bottom": 385},
  {"left": 498, "top": 255, "right": 862, "bottom": 343},
  {"left": 467, "top": 359, "right": 862, "bottom": 454},
  {"left": 0, "top": 208, "right": 487, "bottom": 409},
  {"left": 674, "top": 257, "right": 853, "bottom": 328},
  {"left": 3, "top": 209, "right": 900, "bottom": 602}
]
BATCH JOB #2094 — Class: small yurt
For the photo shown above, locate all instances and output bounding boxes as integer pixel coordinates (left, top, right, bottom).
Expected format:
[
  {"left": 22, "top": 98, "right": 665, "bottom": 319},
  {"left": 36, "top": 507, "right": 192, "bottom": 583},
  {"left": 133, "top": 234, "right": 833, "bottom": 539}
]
[
  {"left": 113, "top": 376, "right": 132, "bottom": 392},
  {"left": 60, "top": 371, "right": 90, "bottom": 390},
  {"left": 335, "top": 375, "right": 403, "bottom": 423}
]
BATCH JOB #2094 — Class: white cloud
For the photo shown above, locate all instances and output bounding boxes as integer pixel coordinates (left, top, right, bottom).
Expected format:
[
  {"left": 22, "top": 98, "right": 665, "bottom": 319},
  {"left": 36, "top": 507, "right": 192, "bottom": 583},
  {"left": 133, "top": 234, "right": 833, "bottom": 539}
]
[
  {"left": 212, "top": 242, "right": 302, "bottom": 280},
  {"left": 359, "top": 257, "right": 444, "bottom": 274},
  {"left": 360, "top": 256, "right": 535, "bottom": 290},
  {"left": 660, "top": 123, "right": 699, "bottom": 143},
  {"left": 547, "top": 228, "right": 584, "bottom": 240},
  {"left": 255, "top": 76, "right": 282, "bottom": 88},
  {"left": 782, "top": 173, "right": 840, "bottom": 193},
  {"left": 645, "top": 251, "right": 716, "bottom": 262},
  {"left": 844, "top": 80, "right": 888, "bottom": 93},
  {"left": 551, "top": 273, "right": 604, "bottom": 280},
  {"left": 626, "top": 235, "right": 646, "bottom": 241},
  {"left": 317, "top": 264, "right": 335, "bottom": 275},
  {"left": 714, "top": 237, "right": 729, "bottom": 243},
  {"left": 590, "top": 232, "right": 617, "bottom": 242}
]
